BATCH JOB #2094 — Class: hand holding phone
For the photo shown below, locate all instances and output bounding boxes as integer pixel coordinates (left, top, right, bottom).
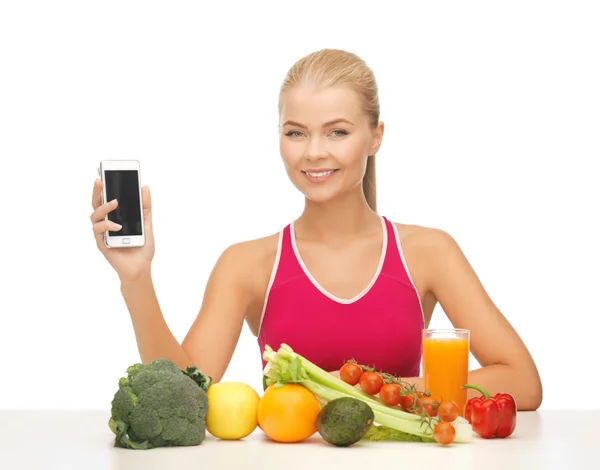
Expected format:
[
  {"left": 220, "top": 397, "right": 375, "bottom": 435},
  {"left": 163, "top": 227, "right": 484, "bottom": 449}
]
[
  {"left": 90, "top": 160, "right": 155, "bottom": 281},
  {"left": 99, "top": 160, "right": 145, "bottom": 248}
]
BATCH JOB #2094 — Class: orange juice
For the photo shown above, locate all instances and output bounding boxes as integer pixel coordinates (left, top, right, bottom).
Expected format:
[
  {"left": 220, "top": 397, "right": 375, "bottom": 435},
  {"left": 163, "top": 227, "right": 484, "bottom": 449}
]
[{"left": 422, "top": 329, "right": 469, "bottom": 416}]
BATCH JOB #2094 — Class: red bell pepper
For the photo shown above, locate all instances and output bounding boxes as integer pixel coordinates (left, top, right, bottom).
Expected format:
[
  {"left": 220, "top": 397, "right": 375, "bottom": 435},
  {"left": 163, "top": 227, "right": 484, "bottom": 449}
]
[{"left": 462, "top": 384, "right": 517, "bottom": 439}]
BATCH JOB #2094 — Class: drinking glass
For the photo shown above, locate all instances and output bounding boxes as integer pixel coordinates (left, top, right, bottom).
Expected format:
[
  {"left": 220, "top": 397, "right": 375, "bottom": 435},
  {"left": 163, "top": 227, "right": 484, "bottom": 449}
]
[{"left": 422, "top": 328, "right": 470, "bottom": 416}]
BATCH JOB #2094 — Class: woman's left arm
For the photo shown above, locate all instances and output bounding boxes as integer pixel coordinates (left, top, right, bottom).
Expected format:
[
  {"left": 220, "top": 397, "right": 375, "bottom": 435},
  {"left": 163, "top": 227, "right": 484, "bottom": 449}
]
[{"left": 423, "top": 229, "right": 543, "bottom": 411}]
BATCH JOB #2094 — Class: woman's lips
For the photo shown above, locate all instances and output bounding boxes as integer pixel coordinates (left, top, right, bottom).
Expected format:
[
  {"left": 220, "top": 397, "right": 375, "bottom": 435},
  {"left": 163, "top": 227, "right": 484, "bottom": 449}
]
[{"left": 301, "top": 168, "right": 339, "bottom": 183}]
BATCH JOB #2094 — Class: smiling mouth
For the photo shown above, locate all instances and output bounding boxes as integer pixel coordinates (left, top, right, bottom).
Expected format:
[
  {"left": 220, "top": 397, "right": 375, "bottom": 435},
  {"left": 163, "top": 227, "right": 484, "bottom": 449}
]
[{"left": 301, "top": 169, "right": 339, "bottom": 178}]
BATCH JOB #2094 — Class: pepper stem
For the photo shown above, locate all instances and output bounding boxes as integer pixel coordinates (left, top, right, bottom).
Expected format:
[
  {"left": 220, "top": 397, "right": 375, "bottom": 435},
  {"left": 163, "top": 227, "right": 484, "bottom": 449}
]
[{"left": 462, "top": 383, "right": 491, "bottom": 399}]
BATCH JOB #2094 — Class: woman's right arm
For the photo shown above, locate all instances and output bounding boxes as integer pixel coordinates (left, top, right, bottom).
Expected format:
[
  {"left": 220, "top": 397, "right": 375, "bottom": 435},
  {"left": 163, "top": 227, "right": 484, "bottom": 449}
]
[
  {"left": 91, "top": 177, "right": 253, "bottom": 382},
  {"left": 120, "top": 243, "right": 253, "bottom": 382}
]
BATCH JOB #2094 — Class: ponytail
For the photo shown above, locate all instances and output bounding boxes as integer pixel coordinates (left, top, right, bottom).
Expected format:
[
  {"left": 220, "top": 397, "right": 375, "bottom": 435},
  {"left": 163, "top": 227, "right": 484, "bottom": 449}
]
[{"left": 362, "top": 155, "right": 377, "bottom": 212}]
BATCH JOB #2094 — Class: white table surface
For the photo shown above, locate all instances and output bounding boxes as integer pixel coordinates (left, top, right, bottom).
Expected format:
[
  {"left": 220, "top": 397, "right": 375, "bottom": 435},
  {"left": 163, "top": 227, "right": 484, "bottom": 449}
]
[{"left": 0, "top": 410, "right": 591, "bottom": 470}]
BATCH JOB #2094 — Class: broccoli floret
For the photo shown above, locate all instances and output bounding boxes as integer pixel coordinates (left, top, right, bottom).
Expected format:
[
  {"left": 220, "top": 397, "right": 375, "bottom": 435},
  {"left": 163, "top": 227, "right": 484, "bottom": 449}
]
[
  {"left": 109, "top": 358, "right": 211, "bottom": 449},
  {"left": 184, "top": 365, "right": 212, "bottom": 391}
]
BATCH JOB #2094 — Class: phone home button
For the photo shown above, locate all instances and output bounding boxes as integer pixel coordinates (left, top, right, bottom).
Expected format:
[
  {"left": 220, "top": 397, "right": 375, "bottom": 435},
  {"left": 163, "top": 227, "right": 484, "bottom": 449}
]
[{"left": 122, "top": 238, "right": 130, "bottom": 245}]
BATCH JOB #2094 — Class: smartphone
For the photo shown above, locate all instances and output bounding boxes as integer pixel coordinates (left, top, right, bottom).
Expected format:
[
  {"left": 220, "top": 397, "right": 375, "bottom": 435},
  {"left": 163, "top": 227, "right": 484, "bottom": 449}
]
[{"left": 99, "top": 160, "right": 145, "bottom": 248}]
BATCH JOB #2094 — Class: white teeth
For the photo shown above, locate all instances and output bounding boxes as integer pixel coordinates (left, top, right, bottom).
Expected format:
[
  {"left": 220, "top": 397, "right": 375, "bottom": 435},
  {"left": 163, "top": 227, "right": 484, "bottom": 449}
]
[{"left": 305, "top": 170, "right": 335, "bottom": 177}]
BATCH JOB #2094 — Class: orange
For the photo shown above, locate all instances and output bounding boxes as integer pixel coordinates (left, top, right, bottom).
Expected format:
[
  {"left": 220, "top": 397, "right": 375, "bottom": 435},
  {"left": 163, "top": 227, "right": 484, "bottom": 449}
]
[{"left": 257, "top": 384, "right": 322, "bottom": 443}]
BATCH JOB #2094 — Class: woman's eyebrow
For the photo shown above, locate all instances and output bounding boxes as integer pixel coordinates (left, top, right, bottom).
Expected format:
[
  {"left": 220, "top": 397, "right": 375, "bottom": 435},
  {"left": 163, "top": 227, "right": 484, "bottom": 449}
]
[
  {"left": 282, "top": 120, "right": 307, "bottom": 128},
  {"left": 282, "top": 118, "right": 355, "bottom": 128},
  {"left": 322, "top": 118, "right": 354, "bottom": 127}
]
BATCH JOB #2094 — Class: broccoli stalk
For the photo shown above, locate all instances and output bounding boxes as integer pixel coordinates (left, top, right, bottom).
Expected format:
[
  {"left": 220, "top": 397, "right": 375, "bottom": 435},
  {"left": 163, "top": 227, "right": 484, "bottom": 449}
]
[{"left": 109, "top": 358, "right": 211, "bottom": 449}]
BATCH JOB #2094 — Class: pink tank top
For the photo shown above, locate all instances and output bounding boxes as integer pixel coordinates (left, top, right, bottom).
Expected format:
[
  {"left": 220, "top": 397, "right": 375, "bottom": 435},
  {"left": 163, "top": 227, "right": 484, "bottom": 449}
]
[{"left": 257, "top": 216, "right": 424, "bottom": 378}]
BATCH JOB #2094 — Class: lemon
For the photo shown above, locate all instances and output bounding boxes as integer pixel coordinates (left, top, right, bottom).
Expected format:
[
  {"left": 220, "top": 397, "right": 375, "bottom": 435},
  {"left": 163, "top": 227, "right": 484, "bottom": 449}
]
[{"left": 205, "top": 382, "right": 260, "bottom": 440}]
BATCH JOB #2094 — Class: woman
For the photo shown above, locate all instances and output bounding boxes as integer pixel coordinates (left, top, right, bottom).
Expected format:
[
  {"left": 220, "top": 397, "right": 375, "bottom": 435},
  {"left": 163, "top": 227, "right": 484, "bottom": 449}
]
[{"left": 89, "top": 49, "right": 542, "bottom": 410}]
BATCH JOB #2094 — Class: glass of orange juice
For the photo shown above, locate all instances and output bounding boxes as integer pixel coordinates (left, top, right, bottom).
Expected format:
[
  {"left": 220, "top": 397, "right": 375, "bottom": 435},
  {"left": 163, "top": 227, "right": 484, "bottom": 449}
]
[{"left": 422, "top": 328, "right": 470, "bottom": 416}]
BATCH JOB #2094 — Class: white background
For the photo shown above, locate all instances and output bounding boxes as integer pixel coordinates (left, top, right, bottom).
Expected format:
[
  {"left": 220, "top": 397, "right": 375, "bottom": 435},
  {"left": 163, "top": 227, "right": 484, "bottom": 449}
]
[{"left": 0, "top": 1, "right": 598, "bottom": 410}]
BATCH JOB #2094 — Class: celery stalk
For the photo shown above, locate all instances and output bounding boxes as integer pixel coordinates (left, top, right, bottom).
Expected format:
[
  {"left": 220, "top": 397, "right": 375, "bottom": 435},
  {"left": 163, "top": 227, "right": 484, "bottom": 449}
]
[{"left": 263, "top": 343, "right": 473, "bottom": 444}]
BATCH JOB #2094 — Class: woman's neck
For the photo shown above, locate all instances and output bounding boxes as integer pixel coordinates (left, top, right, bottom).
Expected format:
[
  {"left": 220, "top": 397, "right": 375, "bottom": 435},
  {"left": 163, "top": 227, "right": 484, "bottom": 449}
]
[{"left": 295, "top": 188, "right": 381, "bottom": 241}]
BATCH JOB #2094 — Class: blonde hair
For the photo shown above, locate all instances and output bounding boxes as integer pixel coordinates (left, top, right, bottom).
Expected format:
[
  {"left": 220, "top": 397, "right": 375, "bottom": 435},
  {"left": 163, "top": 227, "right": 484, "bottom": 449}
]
[{"left": 278, "top": 49, "right": 380, "bottom": 212}]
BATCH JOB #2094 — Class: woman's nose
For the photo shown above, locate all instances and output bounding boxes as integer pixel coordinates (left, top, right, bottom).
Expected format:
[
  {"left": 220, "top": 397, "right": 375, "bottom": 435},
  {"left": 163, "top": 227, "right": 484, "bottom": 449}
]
[{"left": 304, "top": 137, "right": 328, "bottom": 161}]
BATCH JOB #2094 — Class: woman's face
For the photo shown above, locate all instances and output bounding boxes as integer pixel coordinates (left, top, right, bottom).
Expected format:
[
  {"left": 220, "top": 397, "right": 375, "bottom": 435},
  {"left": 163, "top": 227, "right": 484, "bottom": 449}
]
[{"left": 279, "top": 85, "right": 383, "bottom": 205}]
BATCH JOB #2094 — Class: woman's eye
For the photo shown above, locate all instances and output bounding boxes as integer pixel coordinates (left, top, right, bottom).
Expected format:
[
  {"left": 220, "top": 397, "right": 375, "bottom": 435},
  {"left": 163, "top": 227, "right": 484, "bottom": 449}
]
[
  {"left": 331, "top": 130, "right": 349, "bottom": 137},
  {"left": 285, "top": 131, "right": 304, "bottom": 137}
]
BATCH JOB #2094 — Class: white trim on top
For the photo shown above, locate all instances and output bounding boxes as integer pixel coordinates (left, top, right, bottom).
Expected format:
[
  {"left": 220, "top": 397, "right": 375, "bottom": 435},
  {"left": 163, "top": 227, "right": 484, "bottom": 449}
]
[
  {"left": 257, "top": 229, "right": 284, "bottom": 337},
  {"left": 391, "top": 222, "right": 425, "bottom": 323},
  {"left": 289, "top": 216, "right": 387, "bottom": 305}
]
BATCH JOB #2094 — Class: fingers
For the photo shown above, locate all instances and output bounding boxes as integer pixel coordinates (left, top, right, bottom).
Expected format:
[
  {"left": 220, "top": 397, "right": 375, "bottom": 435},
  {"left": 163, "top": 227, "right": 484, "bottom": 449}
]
[
  {"left": 141, "top": 186, "right": 152, "bottom": 226},
  {"left": 92, "top": 178, "right": 103, "bottom": 210},
  {"left": 90, "top": 198, "right": 118, "bottom": 223},
  {"left": 93, "top": 219, "right": 122, "bottom": 235},
  {"left": 142, "top": 186, "right": 151, "bottom": 211}
]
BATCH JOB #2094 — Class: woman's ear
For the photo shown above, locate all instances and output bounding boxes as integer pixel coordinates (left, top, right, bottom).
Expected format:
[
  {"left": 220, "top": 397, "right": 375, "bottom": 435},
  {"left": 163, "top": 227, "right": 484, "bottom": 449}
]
[{"left": 369, "top": 121, "right": 385, "bottom": 155}]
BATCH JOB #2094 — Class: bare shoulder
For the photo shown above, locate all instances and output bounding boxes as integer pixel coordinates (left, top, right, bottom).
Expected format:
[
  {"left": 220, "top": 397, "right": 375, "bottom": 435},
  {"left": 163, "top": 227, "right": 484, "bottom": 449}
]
[
  {"left": 393, "top": 222, "right": 459, "bottom": 254},
  {"left": 216, "top": 231, "right": 281, "bottom": 334},
  {"left": 221, "top": 231, "right": 281, "bottom": 272},
  {"left": 215, "top": 230, "right": 281, "bottom": 301},
  {"left": 392, "top": 222, "right": 465, "bottom": 297}
]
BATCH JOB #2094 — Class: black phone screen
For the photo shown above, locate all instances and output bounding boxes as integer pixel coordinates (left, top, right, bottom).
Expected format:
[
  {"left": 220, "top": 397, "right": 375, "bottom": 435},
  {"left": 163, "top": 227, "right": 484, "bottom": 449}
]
[{"left": 104, "top": 170, "right": 143, "bottom": 236}]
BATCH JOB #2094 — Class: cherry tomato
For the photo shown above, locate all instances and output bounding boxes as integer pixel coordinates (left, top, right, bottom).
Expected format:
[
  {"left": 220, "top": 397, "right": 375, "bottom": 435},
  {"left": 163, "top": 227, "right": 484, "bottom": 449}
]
[
  {"left": 339, "top": 363, "right": 363, "bottom": 386},
  {"left": 433, "top": 422, "right": 456, "bottom": 446},
  {"left": 400, "top": 393, "right": 415, "bottom": 412},
  {"left": 421, "top": 397, "right": 439, "bottom": 417},
  {"left": 359, "top": 371, "right": 384, "bottom": 395},
  {"left": 379, "top": 383, "right": 403, "bottom": 406},
  {"left": 438, "top": 400, "right": 459, "bottom": 422}
]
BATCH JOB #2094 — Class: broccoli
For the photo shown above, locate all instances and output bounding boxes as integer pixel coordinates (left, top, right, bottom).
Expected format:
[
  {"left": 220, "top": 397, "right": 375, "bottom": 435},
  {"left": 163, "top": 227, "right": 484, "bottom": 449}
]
[{"left": 108, "top": 358, "right": 212, "bottom": 449}]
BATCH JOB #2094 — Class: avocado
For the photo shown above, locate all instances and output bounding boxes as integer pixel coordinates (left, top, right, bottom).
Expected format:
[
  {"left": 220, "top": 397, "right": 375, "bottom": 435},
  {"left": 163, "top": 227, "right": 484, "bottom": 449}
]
[{"left": 316, "top": 397, "right": 375, "bottom": 447}]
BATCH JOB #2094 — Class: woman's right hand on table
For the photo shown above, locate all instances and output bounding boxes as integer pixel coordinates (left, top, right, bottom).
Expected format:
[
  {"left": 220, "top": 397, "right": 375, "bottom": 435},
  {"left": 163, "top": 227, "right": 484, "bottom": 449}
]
[{"left": 90, "top": 177, "right": 155, "bottom": 282}]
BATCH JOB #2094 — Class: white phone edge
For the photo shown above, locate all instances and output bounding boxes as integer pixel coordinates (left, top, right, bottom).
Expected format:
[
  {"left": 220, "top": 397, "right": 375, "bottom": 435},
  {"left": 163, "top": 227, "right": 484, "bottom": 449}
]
[{"left": 99, "top": 159, "right": 145, "bottom": 249}]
